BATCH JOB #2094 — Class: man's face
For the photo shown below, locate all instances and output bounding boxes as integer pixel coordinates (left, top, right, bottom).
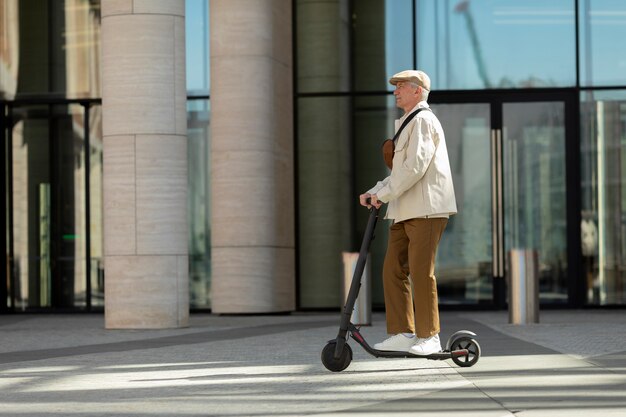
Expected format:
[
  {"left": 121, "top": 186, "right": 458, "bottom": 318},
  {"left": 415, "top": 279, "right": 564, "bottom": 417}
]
[{"left": 393, "top": 81, "right": 420, "bottom": 112}]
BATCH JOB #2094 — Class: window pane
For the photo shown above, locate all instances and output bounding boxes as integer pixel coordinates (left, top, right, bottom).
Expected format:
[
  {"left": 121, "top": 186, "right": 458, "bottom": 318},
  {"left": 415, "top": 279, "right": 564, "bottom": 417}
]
[
  {"left": 298, "top": 97, "right": 351, "bottom": 308},
  {"left": 0, "top": 0, "right": 19, "bottom": 98},
  {"left": 11, "top": 104, "right": 88, "bottom": 309},
  {"left": 296, "top": 0, "right": 350, "bottom": 93},
  {"left": 579, "top": 0, "right": 626, "bottom": 87},
  {"left": 353, "top": 0, "right": 413, "bottom": 92},
  {"left": 5, "top": 0, "right": 101, "bottom": 99},
  {"left": 416, "top": 0, "right": 576, "bottom": 90},
  {"left": 64, "top": 0, "right": 102, "bottom": 98},
  {"left": 580, "top": 90, "right": 626, "bottom": 305},
  {"left": 186, "top": 0, "right": 210, "bottom": 95},
  {"left": 385, "top": 1, "right": 414, "bottom": 87},
  {"left": 187, "top": 99, "right": 211, "bottom": 309}
]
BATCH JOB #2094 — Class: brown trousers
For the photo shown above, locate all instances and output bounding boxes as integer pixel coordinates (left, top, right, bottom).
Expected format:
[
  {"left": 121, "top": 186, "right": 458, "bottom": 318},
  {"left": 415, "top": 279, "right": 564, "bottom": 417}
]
[{"left": 382, "top": 217, "right": 448, "bottom": 337}]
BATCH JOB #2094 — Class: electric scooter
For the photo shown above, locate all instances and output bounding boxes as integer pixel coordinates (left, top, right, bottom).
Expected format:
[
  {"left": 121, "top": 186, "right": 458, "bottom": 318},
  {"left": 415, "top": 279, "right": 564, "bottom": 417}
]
[{"left": 321, "top": 201, "right": 481, "bottom": 372}]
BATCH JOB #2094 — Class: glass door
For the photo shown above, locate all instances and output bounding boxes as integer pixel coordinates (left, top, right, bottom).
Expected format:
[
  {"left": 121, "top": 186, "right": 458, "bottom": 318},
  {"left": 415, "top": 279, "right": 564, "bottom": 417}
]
[
  {"left": 430, "top": 103, "right": 493, "bottom": 305},
  {"left": 431, "top": 95, "right": 574, "bottom": 307},
  {"left": 5, "top": 102, "right": 102, "bottom": 310},
  {"left": 502, "top": 102, "right": 568, "bottom": 304}
]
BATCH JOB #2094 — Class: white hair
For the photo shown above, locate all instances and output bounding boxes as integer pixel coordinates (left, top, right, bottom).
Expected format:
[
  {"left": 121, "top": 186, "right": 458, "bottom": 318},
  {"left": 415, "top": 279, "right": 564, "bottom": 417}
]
[{"left": 409, "top": 82, "right": 430, "bottom": 101}]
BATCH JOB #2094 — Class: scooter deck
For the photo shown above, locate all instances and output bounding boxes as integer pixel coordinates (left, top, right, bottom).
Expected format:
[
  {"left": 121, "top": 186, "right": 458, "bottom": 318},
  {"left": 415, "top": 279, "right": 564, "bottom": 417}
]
[
  {"left": 366, "top": 348, "right": 468, "bottom": 360},
  {"left": 348, "top": 325, "right": 469, "bottom": 361}
]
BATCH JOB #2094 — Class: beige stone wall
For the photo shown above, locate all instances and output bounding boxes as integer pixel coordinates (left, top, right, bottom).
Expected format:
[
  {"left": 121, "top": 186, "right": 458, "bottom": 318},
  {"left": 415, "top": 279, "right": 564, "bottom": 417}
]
[
  {"left": 210, "top": 0, "right": 295, "bottom": 313},
  {"left": 101, "top": 0, "right": 188, "bottom": 328}
]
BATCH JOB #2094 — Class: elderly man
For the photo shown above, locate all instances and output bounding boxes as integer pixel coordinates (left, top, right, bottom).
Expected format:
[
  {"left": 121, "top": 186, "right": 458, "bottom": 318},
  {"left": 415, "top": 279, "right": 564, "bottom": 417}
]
[{"left": 359, "top": 70, "right": 456, "bottom": 355}]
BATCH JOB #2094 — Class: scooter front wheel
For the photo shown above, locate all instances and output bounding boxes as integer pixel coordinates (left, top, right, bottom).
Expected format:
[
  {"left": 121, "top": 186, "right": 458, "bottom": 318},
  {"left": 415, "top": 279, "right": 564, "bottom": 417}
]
[
  {"left": 450, "top": 336, "right": 481, "bottom": 367},
  {"left": 321, "top": 342, "right": 352, "bottom": 372}
]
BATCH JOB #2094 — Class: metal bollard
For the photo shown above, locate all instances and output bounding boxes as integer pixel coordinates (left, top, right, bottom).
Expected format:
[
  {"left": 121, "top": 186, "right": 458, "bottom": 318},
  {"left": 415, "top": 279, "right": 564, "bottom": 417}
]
[
  {"left": 342, "top": 252, "right": 372, "bottom": 326},
  {"left": 508, "top": 249, "right": 539, "bottom": 324}
]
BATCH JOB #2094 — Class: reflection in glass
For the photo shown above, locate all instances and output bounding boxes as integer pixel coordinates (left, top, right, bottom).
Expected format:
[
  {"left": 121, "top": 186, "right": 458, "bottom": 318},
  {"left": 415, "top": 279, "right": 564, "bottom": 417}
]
[
  {"left": 416, "top": 0, "right": 576, "bottom": 90},
  {"left": 64, "top": 0, "right": 102, "bottom": 98},
  {"left": 385, "top": 0, "right": 413, "bottom": 86},
  {"left": 503, "top": 102, "right": 568, "bottom": 303},
  {"left": 579, "top": 0, "right": 626, "bottom": 87},
  {"left": 89, "top": 104, "right": 104, "bottom": 307},
  {"left": 431, "top": 103, "right": 492, "bottom": 304},
  {"left": 186, "top": 0, "right": 210, "bottom": 94},
  {"left": 187, "top": 99, "right": 211, "bottom": 309},
  {"left": 11, "top": 104, "right": 89, "bottom": 309},
  {"left": 9, "top": 0, "right": 101, "bottom": 99},
  {"left": 0, "top": 0, "right": 19, "bottom": 98},
  {"left": 580, "top": 91, "right": 626, "bottom": 305}
]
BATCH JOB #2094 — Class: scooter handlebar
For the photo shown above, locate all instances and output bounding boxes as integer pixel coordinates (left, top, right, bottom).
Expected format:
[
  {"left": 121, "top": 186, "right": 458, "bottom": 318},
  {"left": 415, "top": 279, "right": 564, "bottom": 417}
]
[{"left": 364, "top": 196, "right": 381, "bottom": 209}]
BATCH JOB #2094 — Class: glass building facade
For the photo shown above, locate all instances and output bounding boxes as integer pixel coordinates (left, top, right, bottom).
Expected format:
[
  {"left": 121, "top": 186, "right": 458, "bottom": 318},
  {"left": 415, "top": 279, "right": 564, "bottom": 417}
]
[{"left": 2, "top": 0, "right": 626, "bottom": 312}]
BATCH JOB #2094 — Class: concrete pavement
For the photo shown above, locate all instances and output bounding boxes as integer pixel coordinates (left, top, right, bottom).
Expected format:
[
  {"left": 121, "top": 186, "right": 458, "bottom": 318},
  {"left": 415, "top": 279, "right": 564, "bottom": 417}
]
[{"left": 0, "top": 310, "right": 624, "bottom": 416}]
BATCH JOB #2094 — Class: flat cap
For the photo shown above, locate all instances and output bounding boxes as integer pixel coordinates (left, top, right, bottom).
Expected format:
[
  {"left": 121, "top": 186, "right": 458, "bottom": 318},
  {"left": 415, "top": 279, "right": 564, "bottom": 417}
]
[{"left": 389, "top": 70, "right": 431, "bottom": 91}]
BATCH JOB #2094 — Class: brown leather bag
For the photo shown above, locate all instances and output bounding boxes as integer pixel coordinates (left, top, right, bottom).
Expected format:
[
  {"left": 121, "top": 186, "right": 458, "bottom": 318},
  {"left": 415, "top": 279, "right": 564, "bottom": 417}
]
[
  {"left": 382, "top": 139, "right": 395, "bottom": 170},
  {"left": 381, "top": 108, "right": 428, "bottom": 170}
]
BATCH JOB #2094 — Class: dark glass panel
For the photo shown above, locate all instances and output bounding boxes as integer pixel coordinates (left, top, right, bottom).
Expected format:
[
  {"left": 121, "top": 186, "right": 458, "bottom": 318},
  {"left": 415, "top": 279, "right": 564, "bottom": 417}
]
[
  {"left": 297, "top": 96, "right": 351, "bottom": 308},
  {"left": 11, "top": 104, "right": 88, "bottom": 309},
  {"left": 296, "top": 0, "right": 351, "bottom": 93},
  {"left": 187, "top": 98, "right": 211, "bottom": 309}
]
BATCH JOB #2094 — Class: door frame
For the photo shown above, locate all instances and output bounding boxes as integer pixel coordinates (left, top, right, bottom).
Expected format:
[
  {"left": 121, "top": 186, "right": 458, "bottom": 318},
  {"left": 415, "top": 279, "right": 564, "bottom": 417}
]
[{"left": 429, "top": 88, "right": 583, "bottom": 308}]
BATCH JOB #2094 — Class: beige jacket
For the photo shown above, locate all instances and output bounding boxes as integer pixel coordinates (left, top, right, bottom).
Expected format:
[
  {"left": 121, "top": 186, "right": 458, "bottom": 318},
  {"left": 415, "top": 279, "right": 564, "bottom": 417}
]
[{"left": 368, "top": 101, "right": 457, "bottom": 222}]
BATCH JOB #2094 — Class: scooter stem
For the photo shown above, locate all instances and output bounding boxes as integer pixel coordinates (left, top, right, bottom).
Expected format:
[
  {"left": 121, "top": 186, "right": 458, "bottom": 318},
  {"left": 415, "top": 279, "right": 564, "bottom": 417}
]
[{"left": 334, "top": 204, "right": 379, "bottom": 359}]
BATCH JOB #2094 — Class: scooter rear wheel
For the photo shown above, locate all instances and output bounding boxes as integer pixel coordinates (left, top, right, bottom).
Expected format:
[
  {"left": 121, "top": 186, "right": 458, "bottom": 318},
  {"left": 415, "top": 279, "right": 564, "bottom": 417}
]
[
  {"left": 450, "top": 336, "right": 481, "bottom": 367},
  {"left": 321, "top": 342, "right": 352, "bottom": 372}
]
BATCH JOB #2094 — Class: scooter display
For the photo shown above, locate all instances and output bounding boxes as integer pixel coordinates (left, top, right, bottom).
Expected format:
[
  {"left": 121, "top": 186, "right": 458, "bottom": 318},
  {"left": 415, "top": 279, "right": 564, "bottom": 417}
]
[{"left": 321, "top": 201, "right": 481, "bottom": 372}]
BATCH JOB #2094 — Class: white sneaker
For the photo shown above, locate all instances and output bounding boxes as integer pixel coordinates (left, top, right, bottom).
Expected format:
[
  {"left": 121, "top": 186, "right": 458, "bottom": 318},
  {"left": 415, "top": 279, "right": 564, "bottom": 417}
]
[
  {"left": 409, "top": 334, "right": 442, "bottom": 356},
  {"left": 373, "top": 334, "right": 416, "bottom": 352}
]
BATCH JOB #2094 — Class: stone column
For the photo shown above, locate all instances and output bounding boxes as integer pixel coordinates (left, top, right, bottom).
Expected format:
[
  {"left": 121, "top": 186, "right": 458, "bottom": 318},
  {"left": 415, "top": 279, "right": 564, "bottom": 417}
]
[
  {"left": 101, "top": 0, "right": 188, "bottom": 328},
  {"left": 210, "top": 0, "right": 295, "bottom": 313}
]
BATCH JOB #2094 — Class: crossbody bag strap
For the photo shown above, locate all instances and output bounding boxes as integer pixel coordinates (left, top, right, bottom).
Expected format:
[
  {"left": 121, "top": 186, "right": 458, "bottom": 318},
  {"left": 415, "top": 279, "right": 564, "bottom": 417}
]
[
  {"left": 382, "top": 107, "right": 431, "bottom": 170},
  {"left": 392, "top": 107, "right": 430, "bottom": 144}
]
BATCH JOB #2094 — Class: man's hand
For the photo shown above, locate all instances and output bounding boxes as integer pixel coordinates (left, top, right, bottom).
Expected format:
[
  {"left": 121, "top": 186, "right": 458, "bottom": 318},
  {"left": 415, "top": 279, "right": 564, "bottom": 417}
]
[
  {"left": 370, "top": 194, "right": 383, "bottom": 209},
  {"left": 359, "top": 193, "right": 383, "bottom": 209},
  {"left": 359, "top": 193, "right": 372, "bottom": 208}
]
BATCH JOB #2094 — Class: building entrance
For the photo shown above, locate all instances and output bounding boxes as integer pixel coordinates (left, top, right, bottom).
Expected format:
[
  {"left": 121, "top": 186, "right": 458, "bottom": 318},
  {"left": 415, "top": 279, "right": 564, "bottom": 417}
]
[{"left": 430, "top": 90, "right": 580, "bottom": 307}]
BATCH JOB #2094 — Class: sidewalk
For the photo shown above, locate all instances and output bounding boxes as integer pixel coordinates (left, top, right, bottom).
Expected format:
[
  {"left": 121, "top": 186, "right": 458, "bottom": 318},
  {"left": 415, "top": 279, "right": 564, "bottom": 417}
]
[{"left": 0, "top": 310, "right": 624, "bottom": 416}]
